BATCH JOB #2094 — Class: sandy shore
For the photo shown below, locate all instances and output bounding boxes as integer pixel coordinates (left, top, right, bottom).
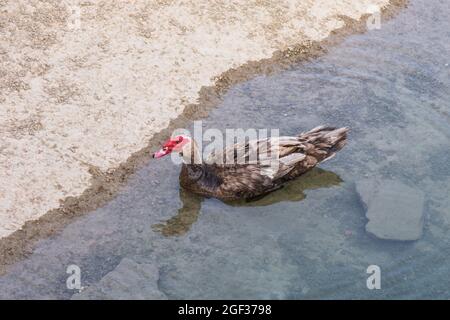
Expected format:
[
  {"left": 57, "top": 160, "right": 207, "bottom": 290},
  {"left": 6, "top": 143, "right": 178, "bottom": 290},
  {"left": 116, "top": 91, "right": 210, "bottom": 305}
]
[{"left": 0, "top": 0, "right": 402, "bottom": 239}]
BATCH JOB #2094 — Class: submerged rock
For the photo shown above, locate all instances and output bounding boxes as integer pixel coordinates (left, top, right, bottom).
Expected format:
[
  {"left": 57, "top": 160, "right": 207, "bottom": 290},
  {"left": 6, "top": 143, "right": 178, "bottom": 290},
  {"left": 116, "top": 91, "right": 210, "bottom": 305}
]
[
  {"left": 356, "top": 179, "right": 425, "bottom": 241},
  {"left": 72, "top": 258, "right": 167, "bottom": 300}
]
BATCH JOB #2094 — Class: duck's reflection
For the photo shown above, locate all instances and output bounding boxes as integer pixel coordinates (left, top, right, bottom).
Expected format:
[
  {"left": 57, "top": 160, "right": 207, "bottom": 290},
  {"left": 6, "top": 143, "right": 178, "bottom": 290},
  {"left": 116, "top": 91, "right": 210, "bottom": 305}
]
[
  {"left": 152, "top": 188, "right": 203, "bottom": 237},
  {"left": 152, "top": 168, "right": 342, "bottom": 237}
]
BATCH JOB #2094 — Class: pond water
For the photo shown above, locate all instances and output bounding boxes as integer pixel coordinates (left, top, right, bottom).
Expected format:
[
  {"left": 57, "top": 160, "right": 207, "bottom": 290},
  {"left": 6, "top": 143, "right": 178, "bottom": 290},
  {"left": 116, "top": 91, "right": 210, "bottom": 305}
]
[{"left": 1, "top": 0, "right": 449, "bottom": 299}]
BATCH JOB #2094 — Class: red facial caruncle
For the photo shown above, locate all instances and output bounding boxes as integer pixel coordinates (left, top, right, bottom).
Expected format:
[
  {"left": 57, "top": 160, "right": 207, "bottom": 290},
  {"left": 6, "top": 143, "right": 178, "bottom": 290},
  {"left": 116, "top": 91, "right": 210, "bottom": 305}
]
[{"left": 152, "top": 135, "right": 188, "bottom": 158}]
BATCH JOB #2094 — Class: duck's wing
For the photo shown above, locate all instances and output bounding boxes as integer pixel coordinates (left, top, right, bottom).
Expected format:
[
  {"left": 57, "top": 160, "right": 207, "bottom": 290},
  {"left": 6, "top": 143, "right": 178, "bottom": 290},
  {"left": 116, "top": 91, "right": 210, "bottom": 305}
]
[
  {"left": 202, "top": 126, "right": 348, "bottom": 200},
  {"left": 212, "top": 152, "right": 309, "bottom": 199},
  {"left": 205, "top": 136, "right": 304, "bottom": 166},
  {"left": 213, "top": 164, "right": 279, "bottom": 200}
]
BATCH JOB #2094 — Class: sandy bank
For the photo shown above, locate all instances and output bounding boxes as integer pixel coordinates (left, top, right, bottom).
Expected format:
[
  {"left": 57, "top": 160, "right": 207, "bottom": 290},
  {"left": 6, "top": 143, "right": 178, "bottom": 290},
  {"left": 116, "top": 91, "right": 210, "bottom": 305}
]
[{"left": 0, "top": 0, "right": 402, "bottom": 239}]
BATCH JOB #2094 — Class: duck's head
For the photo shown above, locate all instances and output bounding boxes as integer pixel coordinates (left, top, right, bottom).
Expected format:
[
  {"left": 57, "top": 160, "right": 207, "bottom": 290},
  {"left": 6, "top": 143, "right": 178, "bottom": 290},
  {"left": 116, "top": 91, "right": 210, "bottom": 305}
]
[{"left": 152, "top": 135, "right": 191, "bottom": 159}]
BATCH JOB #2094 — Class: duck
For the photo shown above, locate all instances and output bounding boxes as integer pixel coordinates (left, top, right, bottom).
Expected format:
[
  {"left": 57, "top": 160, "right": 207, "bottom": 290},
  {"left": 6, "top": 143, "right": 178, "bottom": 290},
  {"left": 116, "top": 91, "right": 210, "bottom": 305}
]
[{"left": 152, "top": 125, "right": 348, "bottom": 201}]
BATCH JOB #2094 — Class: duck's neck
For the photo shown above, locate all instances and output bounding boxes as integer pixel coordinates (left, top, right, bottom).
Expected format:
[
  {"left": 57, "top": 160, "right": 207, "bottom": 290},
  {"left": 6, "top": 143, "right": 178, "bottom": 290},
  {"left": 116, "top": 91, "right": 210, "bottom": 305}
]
[{"left": 181, "top": 138, "right": 202, "bottom": 165}]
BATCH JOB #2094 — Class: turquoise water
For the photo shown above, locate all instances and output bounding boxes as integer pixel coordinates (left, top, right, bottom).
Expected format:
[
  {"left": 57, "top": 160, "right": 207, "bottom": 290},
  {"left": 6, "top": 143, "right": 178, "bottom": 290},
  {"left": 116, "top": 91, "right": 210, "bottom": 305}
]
[{"left": 1, "top": 0, "right": 449, "bottom": 299}]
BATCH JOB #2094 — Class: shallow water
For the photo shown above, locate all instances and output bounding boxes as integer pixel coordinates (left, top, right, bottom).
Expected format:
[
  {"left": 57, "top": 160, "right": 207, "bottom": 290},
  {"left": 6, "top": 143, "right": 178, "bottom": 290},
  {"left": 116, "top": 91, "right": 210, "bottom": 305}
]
[{"left": 1, "top": 0, "right": 450, "bottom": 299}]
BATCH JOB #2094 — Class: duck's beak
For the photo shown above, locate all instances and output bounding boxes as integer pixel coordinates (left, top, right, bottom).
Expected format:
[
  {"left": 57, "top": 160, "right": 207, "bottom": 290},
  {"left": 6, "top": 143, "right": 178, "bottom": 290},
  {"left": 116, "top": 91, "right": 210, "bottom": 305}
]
[{"left": 152, "top": 148, "right": 170, "bottom": 159}]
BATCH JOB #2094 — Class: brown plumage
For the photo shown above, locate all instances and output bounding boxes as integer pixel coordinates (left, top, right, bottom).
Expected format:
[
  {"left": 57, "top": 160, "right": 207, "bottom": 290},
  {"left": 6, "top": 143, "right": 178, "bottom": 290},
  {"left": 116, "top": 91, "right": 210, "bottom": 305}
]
[{"left": 153, "top": 125, "right": 348, "bottom": 201}]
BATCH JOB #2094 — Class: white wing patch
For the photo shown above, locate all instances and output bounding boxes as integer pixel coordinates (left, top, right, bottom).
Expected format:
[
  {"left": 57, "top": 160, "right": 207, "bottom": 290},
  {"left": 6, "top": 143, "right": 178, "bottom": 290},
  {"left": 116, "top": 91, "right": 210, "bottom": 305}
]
[
  {"left": 260, "top": 152, "right": 306, "bottom": 179},
  {"left": 279, "top": 152, "right": 306, "bottom": 166}
]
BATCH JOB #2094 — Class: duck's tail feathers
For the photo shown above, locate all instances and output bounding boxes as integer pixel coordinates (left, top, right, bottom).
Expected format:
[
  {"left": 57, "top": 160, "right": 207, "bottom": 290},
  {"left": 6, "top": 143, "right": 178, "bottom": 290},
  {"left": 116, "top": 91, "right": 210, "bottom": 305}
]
[{"left": 299, "top": 125, "right": 349, "bottom": 162}]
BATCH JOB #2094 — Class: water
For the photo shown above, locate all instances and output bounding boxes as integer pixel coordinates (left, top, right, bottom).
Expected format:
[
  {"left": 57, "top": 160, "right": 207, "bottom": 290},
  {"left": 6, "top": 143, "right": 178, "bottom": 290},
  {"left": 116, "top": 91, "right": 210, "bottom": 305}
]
[{"left": 1, "top": 0, "right": 449, "bottom": 299}]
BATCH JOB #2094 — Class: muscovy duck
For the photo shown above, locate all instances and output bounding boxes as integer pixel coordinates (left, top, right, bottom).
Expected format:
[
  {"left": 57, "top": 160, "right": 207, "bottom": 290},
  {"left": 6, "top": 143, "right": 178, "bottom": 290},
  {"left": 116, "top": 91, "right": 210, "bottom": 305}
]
[{"left": 153, "top": 125, "right": 348, "bottom": 201}]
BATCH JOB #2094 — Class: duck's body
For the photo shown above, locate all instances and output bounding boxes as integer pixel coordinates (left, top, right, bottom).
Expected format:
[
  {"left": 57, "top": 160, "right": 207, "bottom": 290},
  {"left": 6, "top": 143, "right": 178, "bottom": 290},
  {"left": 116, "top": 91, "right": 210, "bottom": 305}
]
[{"left": 175, "top": 126, "right": 348, "bottom": 201}]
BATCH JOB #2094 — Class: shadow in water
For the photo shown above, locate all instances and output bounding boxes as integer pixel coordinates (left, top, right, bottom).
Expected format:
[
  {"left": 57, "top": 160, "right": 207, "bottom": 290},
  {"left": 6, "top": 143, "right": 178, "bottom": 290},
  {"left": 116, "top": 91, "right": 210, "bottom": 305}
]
[{"left": 152, "top": 168, "right": 342, "bottom": 237}]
